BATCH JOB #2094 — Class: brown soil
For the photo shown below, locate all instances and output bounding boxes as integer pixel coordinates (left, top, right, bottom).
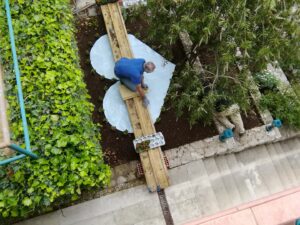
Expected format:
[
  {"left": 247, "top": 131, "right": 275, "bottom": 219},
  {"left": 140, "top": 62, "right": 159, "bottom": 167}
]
[
  {"left": 76, "top": 16, "right": 138, "bottom": 166},
  {"left": 75, "top": 14, "right": 262, "bottom": 167}
]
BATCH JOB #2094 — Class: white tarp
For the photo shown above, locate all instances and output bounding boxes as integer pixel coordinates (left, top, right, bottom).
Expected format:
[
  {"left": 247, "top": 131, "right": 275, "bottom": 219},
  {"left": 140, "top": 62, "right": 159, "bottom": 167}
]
[{"left": 90, "top": 34, "right": 175, "bottom": 133}]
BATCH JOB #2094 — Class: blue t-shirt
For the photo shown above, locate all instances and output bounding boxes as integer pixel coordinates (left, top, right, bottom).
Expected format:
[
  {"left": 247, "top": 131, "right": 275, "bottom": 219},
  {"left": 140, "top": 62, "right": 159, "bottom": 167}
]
[{"left": 114, "top": 58, "right": 145, "bottom": 85}]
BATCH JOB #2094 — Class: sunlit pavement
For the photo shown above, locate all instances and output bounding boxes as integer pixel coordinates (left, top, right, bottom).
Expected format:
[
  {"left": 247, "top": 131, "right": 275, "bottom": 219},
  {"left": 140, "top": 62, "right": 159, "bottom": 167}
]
[{"left": 185, "top": 186, "right": 300, "bottom": 225}]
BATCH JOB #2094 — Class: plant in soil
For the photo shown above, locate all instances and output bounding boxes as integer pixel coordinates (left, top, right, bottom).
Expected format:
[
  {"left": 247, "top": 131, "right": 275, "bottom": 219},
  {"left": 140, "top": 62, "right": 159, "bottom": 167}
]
[{"left": 129, "top": 0, "right": 300, "bottom": 127}]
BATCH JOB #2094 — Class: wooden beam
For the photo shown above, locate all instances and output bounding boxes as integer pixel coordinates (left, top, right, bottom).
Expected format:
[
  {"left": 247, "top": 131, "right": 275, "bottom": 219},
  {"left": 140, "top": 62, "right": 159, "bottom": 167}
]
[
  {"left": 101, "top": 4, "right": 123, "bottom": 61},
  {"left": 101, "top": 2, "right": 169, "bottom": 191},
  {"left": 119, "top": 84, "right": 149, "bottom": 101}
]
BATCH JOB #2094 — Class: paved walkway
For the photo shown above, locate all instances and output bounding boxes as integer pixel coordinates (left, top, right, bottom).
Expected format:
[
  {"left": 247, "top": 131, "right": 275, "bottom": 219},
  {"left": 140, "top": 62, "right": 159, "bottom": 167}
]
[
  {"left": 16, "top": 185, "right": 165, "bottom": 225},
  {"left": 16, "top": 137, "right": 300, "bottom": 225},
  {"left": 185, "top": 187, "right": 300, "bottom": 225}
]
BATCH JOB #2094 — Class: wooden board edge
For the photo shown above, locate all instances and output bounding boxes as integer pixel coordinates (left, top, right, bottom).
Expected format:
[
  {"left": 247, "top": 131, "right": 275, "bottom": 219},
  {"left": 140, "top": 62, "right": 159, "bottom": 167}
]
[
  {"left": 0, "top": 63, "right": 10, "bottom": 146},
  {"left": 148, "top": 148, "right": 170, "bottom": 189},
  {"left": 139, "top": 151, "right": 158, "bottom": 192}
]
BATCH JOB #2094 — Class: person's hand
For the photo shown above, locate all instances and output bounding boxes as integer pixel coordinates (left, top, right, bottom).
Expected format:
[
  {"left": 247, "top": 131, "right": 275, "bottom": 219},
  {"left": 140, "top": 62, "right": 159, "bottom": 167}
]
[
  {"left": 143, "top": 96, "right": 150, "bottom": 108},
  {"left": 142, "top": 83, "right": 149, "bottom": 90}
]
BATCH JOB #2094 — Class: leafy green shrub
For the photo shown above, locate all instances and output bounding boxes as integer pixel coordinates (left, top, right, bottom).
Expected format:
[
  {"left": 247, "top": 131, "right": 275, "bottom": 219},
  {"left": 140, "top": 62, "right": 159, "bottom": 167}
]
[
  {"left": 260, "top": 85, "right": 300, "bottom": 129},
  {"left": 254, "top": 72, "right": 300, "bottom": 128},
  {"left": 254, "top": 71, "right": 280, "bottom": 94},
  {"left": 169, "top": 65, "right": 215, "bottom": 125},
  {"left": 254, "top": 71, "right": 300, "bottom": 128},
  {"left": 169, "top": 64, "right": 250, "bottom": 125},
  {"left": 0, "top": 0, "right": 110, "bottom": 218},
  {"left": 130, "top": 0, "right": 300, "bottom": 125}
]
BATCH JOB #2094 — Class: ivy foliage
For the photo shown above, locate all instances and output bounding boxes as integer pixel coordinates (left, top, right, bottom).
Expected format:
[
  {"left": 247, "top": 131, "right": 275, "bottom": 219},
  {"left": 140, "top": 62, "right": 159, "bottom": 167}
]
[
  {"left": 130, "top": 0, "right": 300, "bottom": 125},
  {"left": 0, "top": 0, "right": 110, "bottom": 218}
]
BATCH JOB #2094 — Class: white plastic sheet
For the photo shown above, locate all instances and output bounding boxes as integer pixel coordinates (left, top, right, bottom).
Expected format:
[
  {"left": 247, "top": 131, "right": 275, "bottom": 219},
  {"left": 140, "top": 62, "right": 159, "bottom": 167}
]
[{"left": 90, "top": 34, "right": 175, "bottom": 132}]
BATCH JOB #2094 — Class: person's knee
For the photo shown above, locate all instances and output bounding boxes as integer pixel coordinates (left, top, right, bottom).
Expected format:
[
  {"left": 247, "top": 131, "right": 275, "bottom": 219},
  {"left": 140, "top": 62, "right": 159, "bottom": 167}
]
[{"left": 120, "top": 78, "right": 136, "bottom": 92}]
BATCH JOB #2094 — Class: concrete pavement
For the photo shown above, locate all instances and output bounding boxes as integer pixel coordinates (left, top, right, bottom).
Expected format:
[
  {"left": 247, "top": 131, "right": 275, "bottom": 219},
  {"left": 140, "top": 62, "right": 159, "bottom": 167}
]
[
  {"left": 185, "top": 187, "right": 300, "bottom": 225},
  {"left": 16, "top": 137, "right": 300, "bottom": 225}
]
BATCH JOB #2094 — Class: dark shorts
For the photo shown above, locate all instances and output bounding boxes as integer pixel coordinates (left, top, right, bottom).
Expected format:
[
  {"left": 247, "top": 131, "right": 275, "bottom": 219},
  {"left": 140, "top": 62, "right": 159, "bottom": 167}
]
[{"left": 119, "top": 78, "right": 137, "bottom": 92}]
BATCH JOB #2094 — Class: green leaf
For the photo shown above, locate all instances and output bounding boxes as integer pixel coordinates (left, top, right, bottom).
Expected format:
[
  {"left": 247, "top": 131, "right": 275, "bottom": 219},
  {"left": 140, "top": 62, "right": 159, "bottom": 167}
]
[
  {"left": 27, "top": 188, "right": 34, "bottom": 194},
  {"left": 11, "top": 209, "right": 19, "bottom": 217},
  {"left": 7, "top": 197, "right": 18, "bottom": 207},
  {"left": 51, "top": 147, "right": 61, "bottom": 155},
  {"left": 57, "top": 138, "right": 68, "bottom": 148},
  {"left": 22, "top": 198, "right": 32, "bottom": 206}
]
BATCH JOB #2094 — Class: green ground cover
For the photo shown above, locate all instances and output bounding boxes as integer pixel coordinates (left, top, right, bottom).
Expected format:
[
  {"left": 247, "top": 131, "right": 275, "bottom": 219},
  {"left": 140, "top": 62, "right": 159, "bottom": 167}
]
[{"left": 0, "top": 0, "right": 110, "bottom": 218}]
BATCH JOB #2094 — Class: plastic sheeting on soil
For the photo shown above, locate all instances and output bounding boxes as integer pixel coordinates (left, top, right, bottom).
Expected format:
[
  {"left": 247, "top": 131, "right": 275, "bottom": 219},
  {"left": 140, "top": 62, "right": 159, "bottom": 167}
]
[{"left": 90, "top": 34, "right": 175, "bottom": 133}]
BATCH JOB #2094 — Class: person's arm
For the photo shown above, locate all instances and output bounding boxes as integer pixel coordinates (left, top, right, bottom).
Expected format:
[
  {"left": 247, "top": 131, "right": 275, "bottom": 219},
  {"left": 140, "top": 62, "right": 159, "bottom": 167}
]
[
  {"left": 141, "top": 77, "right": 145, "bottom": 87},
  {"left": 136, "top": 84, "right": 150, "bottom": 107},
  {"left": 136, "top": 84, "right": 145, "bottom": 98}
]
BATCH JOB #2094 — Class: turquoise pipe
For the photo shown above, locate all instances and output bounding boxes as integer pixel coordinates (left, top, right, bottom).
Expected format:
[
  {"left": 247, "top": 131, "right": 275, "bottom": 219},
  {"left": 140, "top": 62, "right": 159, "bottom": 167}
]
[
  {"left": 9, "top": 144, "right": 38, "bottom": 159},
  {"left": 5, "top": 0, "right": 31, "bottom": 152},
  {"left": 0, "top": 154, "right": 26, "bottom": 166},
  {"left": 0, "top": 144, "right": 38, "bottom": 166}
]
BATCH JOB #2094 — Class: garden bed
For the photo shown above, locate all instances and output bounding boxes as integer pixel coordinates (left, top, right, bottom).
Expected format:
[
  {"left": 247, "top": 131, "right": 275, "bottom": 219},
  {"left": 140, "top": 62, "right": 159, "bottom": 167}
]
[{"left": 75, "top": 15, "right": 262, "bottom": 167}]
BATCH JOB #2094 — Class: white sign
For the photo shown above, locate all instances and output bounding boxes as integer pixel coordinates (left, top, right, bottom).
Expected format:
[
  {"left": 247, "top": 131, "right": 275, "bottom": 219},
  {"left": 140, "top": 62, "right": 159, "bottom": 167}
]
[{"left": 121, "top": 0, "right": 147, "bottom": 8}]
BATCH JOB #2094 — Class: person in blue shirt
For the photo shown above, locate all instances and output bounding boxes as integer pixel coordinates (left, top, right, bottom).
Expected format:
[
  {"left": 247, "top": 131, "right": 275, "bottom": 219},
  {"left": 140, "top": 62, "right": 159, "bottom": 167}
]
[{"left": 114, "top": 57, "right": 156, "bottom": 107}]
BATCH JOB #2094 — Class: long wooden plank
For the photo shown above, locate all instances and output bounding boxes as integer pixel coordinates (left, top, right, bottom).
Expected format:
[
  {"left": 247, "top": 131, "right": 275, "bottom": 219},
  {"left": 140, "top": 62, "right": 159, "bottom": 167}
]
[
  {"left": 116, "top": 3, "right": 133, "bottom": 55},
  {"left": 101, "top": 2, "right": 169, "bottom": 191},
  {"left": 107, "top": 4, "right": 132, "bottom": 58},
  {"left": 134, "top": 97, "right": 169, "bottom": 188},
  {"left": 101, "top": 5, "right": 122, "bottom": 61},
  {"left": 122, "top": 88, "right": 169, "bottom": 189},
  {"left": 133, "top": 97, "right": 155, "bottom": 134},
  {"left": 124, "top": 98, "right": 157, "bottom": 191},
  {"left": 119, "top": 84, "right": 148, "bottom": 100},
  {"left": 102, "top": 4, "right": 159, "bottom": 190}
]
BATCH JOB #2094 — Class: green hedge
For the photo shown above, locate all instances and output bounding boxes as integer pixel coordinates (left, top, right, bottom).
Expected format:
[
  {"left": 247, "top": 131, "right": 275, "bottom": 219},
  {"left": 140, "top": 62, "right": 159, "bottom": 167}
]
[{"left": 0, "top": 0, "right": 110, "bottom": 218}]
